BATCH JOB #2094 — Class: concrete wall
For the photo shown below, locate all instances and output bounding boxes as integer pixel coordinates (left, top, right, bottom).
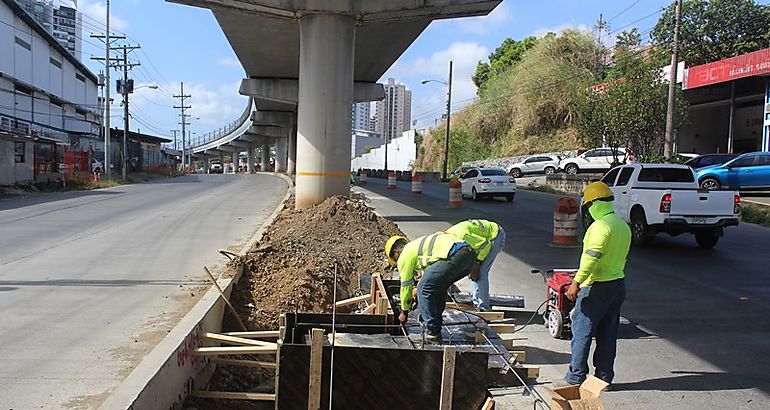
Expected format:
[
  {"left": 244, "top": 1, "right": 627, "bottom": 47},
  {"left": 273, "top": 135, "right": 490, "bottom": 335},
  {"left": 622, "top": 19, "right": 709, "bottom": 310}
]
[
  {"left": 351, "top": 129, "right": 415, "bottom": 171},
  {"left": 544, "top": 174, "right": 600, "bottom": 195},
  {"left": 0, "top": 135, "right": 34, "bottom": 185}
]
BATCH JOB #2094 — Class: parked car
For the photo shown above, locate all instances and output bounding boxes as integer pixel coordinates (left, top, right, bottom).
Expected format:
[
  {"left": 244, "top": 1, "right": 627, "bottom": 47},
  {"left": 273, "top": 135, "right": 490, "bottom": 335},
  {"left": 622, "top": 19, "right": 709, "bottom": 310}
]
[
  {"left": 695, "top": 152, "right": 770, "bottom": 191},
  {"left": 587, "top": 164, "right": 740, "bottom": 248},
  {"left": 559, "top": 148, "right": 626, "bottom": 175},
  {"left": 459, "top": 167, "right": 516, "bottom": 202},
  {"left": 508, "top": 155, "right": 561, "bottom": 178},
  {"left": 684, "top": 153, "right": 738, "bottom": 170}
]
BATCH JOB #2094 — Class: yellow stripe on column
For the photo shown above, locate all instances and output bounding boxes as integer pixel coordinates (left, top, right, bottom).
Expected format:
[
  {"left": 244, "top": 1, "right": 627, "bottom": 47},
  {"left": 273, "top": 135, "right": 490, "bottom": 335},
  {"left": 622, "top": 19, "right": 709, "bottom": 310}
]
[{"left": 298, "top": 171, "right": 351, "bottom": 177}]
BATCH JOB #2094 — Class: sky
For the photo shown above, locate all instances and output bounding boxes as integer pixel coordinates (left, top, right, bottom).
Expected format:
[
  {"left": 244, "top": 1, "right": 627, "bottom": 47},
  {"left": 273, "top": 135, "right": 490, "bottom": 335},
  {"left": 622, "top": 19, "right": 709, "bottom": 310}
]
[{"left": 69, "top": 0, "right": 685, "bottom": 139}]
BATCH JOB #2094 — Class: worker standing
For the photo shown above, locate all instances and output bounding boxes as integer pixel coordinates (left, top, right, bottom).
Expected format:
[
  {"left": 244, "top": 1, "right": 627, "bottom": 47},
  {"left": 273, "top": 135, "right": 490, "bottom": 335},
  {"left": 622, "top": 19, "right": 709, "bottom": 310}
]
[
  {"left": 446, "top": 219, "right": 505, "bottom": 311},
  {"left": 558, "top": 182, "right": 631, "bottom": 388},
  {"left": 385, "top": 233, "right": 477, "bottom": 341}
]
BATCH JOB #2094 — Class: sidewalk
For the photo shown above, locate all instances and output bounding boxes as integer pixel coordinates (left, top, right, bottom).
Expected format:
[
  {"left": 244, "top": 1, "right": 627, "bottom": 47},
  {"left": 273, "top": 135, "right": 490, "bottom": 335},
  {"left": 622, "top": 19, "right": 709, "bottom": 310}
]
[{"left": 354, "top": 178, "right": 581, "bottom": 409}]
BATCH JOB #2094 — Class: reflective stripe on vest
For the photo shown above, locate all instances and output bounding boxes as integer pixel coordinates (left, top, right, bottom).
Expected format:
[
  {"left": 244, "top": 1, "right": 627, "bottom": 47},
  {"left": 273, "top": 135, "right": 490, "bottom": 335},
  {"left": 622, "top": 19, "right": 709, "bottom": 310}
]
[{"left": 417, "top": 233, "right": 447, "bottom": 270}]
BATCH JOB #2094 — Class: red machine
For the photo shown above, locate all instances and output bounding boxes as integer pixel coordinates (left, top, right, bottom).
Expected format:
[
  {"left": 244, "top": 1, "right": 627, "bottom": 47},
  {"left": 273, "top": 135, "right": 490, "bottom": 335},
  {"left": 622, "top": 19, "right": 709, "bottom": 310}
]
[{"left": 543, "top": 269, "right": 577, "bottom": 339}]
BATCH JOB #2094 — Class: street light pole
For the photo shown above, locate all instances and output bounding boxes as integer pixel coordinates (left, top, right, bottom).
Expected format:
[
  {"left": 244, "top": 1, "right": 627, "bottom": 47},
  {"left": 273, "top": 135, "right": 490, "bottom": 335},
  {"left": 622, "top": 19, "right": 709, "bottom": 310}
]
[{"left": 442, "top": 60, "right": 453, "bottom": 181}]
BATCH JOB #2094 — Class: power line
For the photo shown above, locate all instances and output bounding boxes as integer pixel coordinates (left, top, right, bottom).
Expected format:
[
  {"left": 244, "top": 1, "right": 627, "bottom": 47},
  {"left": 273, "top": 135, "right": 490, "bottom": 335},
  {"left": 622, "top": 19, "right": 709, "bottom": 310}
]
[{"left": 608, "top": 0, "right": 641, "bottom": 23}]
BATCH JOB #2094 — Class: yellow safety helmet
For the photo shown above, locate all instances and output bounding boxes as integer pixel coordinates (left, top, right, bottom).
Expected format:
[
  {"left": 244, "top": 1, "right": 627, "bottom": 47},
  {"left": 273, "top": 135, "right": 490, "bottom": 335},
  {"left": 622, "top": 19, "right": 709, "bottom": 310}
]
[
  {"left": 385, "top": 235, "right": 407, "bottom": 265},
  {"left": 582, "top": 181, "right": 613, "bottom": 205}
]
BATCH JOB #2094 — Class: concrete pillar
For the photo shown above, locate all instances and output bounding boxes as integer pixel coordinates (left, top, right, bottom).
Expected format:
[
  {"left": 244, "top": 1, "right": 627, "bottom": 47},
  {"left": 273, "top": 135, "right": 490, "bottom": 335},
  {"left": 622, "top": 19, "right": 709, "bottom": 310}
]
[
  {"left": 295, "top": 13, "right": 355, "bottom": 208},
  {"left": 261, "top": 143, "right": 270, "bottom": 171},
  {"left": 275, "top": 137, "right": 288, "bottom": 173},
  {"left": 287, "top": 118, "right": 297, "bottom": 176},
  {"left": 246, "top": 145, "right": 254, "bottom": 173}
]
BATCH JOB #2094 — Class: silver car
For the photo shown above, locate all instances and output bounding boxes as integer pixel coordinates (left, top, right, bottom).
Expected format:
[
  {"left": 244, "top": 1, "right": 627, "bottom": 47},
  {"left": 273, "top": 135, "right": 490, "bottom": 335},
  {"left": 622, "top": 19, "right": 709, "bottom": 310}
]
[{"left": 508, "top": 155, "right": 561, "bottom": 178}]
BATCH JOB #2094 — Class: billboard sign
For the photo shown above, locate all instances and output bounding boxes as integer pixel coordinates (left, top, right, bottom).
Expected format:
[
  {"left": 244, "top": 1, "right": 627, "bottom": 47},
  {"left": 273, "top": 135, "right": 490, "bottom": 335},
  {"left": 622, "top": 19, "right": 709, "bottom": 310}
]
[{"left": 684, "top": 48, "right": 770, "bottom": 89}]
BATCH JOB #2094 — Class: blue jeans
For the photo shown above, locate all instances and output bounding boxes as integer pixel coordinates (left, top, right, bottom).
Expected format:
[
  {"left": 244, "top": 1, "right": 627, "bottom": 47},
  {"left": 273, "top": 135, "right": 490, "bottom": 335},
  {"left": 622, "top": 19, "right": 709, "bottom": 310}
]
[
  {"left": 565, "top": 279, "right": 626, "bottom": 385},
  {"left": 470, "top": 228, "right": 506, "bottom": 310},
  {"left": 417, "top": 247, "right": 476, "bottom": 334}
]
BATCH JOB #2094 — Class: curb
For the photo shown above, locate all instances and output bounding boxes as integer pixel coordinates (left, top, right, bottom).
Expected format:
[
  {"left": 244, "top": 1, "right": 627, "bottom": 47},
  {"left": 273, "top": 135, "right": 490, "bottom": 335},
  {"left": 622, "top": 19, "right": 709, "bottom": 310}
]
[{"left": 99, "top": 173, "right": 293, "bottom": 410}]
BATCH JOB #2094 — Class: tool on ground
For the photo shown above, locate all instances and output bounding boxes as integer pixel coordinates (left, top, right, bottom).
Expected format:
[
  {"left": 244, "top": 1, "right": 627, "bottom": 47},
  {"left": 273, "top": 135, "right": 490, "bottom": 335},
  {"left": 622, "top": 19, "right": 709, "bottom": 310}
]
[
  {"left": 540, "top": 269, "right": 578, "bottom": 339},
  {"left": 203, "top": 265, "right": 249, "bottom": 332}
]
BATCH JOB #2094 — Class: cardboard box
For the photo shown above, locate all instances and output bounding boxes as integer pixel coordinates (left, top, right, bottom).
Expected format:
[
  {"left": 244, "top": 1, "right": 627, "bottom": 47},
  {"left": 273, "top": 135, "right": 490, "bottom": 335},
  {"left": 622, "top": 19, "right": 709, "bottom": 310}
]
[{"left": 545, "top": 376, "right": 609, "bottom": 410}]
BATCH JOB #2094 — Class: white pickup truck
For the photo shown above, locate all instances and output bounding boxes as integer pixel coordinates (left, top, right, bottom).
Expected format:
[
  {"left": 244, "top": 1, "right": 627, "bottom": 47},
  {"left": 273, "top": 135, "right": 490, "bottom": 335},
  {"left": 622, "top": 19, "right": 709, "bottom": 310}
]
[{"left": 588, "top": 163, "right": 741, "bottom": 249}]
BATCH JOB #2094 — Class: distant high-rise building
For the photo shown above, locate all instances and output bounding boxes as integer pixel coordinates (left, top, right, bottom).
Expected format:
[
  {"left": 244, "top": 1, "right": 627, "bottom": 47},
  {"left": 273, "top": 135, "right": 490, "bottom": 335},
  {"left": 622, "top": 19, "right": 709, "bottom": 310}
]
[
  {"left": 15, "top": 0, "right": 81, "bottom": 60},
  {"left": 351, "top": 102, "right": 371, "bottom": 131},
  {"left": 375, "top": 78, "right": 411, "bottom": 142}
]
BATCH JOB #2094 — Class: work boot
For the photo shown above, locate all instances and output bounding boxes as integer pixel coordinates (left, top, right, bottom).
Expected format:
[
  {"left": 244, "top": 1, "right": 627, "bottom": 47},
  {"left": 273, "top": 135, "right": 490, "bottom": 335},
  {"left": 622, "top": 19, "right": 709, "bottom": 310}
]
[{"left": 425, "top": 329, "right": 443, "bottom": 342}]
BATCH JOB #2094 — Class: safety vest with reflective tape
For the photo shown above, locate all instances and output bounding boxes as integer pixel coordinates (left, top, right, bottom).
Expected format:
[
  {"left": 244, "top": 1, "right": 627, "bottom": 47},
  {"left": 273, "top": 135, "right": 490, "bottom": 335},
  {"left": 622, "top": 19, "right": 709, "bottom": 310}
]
[
  {"left": 396, "top": 232, "right": 459, "bottom": 311},
  {"left": 446, "top": 219, "right": 499, "bottom": 261}
]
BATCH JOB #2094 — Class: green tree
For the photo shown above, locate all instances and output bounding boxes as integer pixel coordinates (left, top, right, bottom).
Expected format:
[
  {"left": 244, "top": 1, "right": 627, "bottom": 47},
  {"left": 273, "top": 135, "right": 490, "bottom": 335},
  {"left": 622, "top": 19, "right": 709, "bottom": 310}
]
[
  {"left": 615, "top": 28, "right": 642, "bottom": 48},
  {"left": 651, "top": 0, "right": 770, "bottom": 66},
  {"left": 472, "top": 36, "right": 540, "bottom": 90}
]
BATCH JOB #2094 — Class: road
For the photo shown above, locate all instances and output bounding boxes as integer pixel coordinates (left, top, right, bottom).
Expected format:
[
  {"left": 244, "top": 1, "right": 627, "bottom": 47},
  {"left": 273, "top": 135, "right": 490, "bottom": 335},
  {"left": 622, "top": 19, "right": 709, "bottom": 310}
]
[
  {"left": 358, "top": 177, "right": 770, "bottom": 409},
  {"left": 0, "top": 174, "right": 288, "bottom": 409}
]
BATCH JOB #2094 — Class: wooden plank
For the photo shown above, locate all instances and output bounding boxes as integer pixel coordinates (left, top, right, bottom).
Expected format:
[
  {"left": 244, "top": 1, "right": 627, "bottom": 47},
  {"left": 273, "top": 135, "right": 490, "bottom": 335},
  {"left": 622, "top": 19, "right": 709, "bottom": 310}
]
[
  {"left": 474, "top": 311, "right": 505, "bottom": 321},
  {"left": 374, "top": 274, "right": 392, "bottom": 315},
  {"left": 192, "top": 391, "right": 275, "bottom": 401},
  {"left": 203, "top": 266, "right": 248, "bottom": 332},
  {"left": 308, "top": 328, "right": 324, "bottom": 410},
  {"left": 488, "top": 323, "right": 516, "bottom": 333},
  {"left": 209, "top": 357, "right": 278, "bottom": 369},
  {"left": 370, "top": 273, "right": 380, "bottom": 305},
  {"left": 446, "top": 302, "right": 475, "bottom": 311},
  {"left": 511, "top": 350, "right": 527, "bottom": 363},
  {"left": 376, "top": 297, "right": 389, "bottom": 316},
  {"left": 499, "top": 334, "right": 515, "bottom": 350},
  {"left": 481, "top": 397, "right": 495, "bottom": 410},
  {"left": 224, "top": 330, "right": 280, "bottom": 339},
  {"left": 518, "top": 364, "right": 539, "bottom": 379},
  {"left": 334, "top": 293, "right": 371, "bottom": 308},
  {"left": 439, "top": 346, "right": 457, "bottom": 410},
  {"left": 361, "top": 303, "right": 376, "bottom": 314},
  {"left": 203, "top": 332, "right": 276, "bottom": 347},
  {"left": 193, "top": 346, "right": 277, "bottom": 356}
]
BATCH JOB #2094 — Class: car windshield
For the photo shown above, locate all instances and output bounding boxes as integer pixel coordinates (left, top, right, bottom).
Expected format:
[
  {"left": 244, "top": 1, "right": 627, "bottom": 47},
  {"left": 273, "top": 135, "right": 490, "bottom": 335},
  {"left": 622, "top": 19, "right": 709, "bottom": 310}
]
[
  {"left": 638, "top": 167, "right": 694, "bottom": 183},
  {"left": 480, "top": 169, "right": 507, "bottom": 176}
]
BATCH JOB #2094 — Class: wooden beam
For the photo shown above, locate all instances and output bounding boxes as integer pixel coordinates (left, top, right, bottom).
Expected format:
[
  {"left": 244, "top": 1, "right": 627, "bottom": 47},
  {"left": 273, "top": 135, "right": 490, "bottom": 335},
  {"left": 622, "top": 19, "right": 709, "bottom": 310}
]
[
  {"left": 370, "top": 273, "right": 380, "bottom": 305},
  {"left": 446, "top": 302, "right": 475, "bottom": 311},
  {"left": 361, "top": 303, "right": 376, "bottom": 314},
  {"left": 439, "top": 346, "right": 457, "bottom": 410},
  {"left": 192, "top": 391, "right": 275, "bottom": 401},
  {"left": 475, "top": 311, "right": 505, "bottom": 321},
  {"left": 209, "top": 357, "right": 277, "bottom": 369},
  {"left": 489, "top": 323, "right": 516, "bottom": 333},
  {"left": 481, "top": 398, "right": 495, "bottom": 410},
  {"left": 514, "top": 364, "right": 539, "bottom": 380},
  {"left": 499, "top": 334, "right": 515, "bottom": 350},
  {"left": 376, "top": 297, "right": 389, "bottom": 316},
  {"left": 202, "top": 332, "right": 276, "bottom": 347},
  {"left": 224, "top": 330, "right": 280, "bottom": 339},
  {"left": 334, "top": 293, "right": 371, "bottom": 308},
  {"left": 511, "top": 350, "right": 527, "bottom": 363},
  {"left": 203, "top": 266, "right": 248, "bottom": 332},
  {"left": 193, "top": 346, "right": 277, "bottom": 356},
  {"left": 308, "top": 328, "right": 324, "bottom": 410}
]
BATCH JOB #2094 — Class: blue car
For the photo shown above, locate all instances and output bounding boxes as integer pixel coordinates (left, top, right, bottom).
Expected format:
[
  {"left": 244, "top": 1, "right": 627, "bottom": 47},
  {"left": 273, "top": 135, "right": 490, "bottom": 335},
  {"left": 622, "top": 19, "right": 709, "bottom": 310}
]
[{"left": 695, "top": 152, "right": 770, "bottom": 190}]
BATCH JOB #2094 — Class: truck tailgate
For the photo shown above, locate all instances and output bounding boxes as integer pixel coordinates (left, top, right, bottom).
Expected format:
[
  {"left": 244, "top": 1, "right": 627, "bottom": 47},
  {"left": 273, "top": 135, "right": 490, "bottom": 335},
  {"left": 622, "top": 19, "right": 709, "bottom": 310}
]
[{"left": 669, "top": 190, "right": 735, "bottom": 217}]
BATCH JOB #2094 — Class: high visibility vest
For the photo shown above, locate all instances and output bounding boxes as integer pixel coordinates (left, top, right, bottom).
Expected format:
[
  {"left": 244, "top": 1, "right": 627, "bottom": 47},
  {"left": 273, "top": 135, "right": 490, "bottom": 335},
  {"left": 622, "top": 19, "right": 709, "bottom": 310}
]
[
  {"left": 446, "top": 219, "right": 500, "bottom": 261},
  {"left": 396, "top": 232, "right": 459, "bottom": 310}
]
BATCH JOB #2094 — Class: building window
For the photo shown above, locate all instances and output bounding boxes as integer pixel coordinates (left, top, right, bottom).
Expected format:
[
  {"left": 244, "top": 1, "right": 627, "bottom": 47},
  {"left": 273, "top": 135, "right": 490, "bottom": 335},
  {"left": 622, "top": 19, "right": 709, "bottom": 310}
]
[
  {"left": 50, "top": 57, "right": 62, "bottom": 68},
  {"left": 15, "top": 141, "right": 25, "bottom": 163},
  {"left": 15, "top": 36, "right": 31, "bottom": 51},
  {"left": 75, "top": 73, "right": 85, "bottom": 83}
]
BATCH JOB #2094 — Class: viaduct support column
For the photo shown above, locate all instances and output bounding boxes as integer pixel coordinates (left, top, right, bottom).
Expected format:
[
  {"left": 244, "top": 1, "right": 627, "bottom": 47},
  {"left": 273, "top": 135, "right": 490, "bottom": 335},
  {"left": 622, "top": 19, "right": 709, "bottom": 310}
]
[
  {"left": 275, "top": 137, "right": 288, "bottom": 173},
  {"left": 295, "top": 13, "right": 355, "bottom": 208},
  {"left": 287, "top": 116, "right": 297, "bottom": 176},
  {"left": 246, "top": 145, "right": 254, "bottom": 173},
  {"left": 261, "top": 143, "right": 270, "bottom": 171}
]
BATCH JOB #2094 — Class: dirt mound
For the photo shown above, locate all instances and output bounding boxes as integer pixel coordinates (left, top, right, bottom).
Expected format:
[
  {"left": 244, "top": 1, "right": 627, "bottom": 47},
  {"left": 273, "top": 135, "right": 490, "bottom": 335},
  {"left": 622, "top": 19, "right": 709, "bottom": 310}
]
[{"left": 230, "top": 195, "right": 403, "bottom": 330}]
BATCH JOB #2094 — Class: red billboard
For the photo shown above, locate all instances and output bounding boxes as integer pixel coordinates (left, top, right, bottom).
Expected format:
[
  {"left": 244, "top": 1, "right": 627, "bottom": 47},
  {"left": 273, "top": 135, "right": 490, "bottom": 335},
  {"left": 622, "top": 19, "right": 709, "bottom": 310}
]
[{"left": 683, "top": 48, "right": 770, "bottom": 89}]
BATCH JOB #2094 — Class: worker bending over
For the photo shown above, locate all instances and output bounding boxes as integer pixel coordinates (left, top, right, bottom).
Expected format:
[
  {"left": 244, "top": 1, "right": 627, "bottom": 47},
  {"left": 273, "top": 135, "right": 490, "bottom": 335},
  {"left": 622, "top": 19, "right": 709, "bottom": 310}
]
[
  {"left": 446, "top": 219, "right": 505, "bottom": 311},
  {"left": 385, "top": 233, "right": 477, "bottom": 341},
  {"left": 559, "top": 182, "right": 631, "bottom": 388}
]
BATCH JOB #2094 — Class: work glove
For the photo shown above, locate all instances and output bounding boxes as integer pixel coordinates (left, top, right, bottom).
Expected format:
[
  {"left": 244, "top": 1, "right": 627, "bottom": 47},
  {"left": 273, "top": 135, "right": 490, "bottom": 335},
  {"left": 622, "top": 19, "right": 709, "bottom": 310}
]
[{"left": 398, "top": 310, "right": 408, "bottom": 325}]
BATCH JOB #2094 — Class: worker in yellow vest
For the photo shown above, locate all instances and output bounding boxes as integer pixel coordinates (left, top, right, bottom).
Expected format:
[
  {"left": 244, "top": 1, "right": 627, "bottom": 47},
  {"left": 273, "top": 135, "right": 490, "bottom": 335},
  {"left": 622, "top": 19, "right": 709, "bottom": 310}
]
[
  {"left": 446, "top": 219, "right": 505, "bottom": 311},
  {"left": 385, "top": 233, "right": 477, "bottom": 341}
]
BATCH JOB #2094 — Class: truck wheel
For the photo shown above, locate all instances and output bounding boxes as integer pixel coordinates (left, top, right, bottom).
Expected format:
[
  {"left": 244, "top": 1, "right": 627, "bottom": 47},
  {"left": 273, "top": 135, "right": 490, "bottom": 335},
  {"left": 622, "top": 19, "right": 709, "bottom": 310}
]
[
  {"left": 695, "top": 231, "right": 719, "bottom": 249},
  {"left": 565, "top": 164, "right": 578, "bottom": 175},
  {"left": 630, "top": 209, "right": 652, "bottom": 246},
  {"left": 700, "top": 177, "right": 721, "bottom": 190},
  {"left": 544, "top": 166, "right": 556, "bottom": 175},
  {"left": 547, "top": 309, "right": 564, "bottom": 339},
  {"left": 510, "top": 168, "right": 522, "bottom": 178}
]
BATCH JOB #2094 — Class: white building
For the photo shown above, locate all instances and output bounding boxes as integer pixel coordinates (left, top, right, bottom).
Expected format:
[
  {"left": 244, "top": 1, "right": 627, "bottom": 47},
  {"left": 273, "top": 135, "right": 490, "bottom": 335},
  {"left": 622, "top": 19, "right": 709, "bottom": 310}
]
[
  {"left": 374, "top": 78, "right": 411, "bottom": 142},
  {"left": 1, "top": 0, "right": 100, "bottom": 184},
  {"left": 352, "top": 102, "right": 371, "bottom": 131},
  {"left": 351, "top": 129, "right": 416, "bottom": 172}
]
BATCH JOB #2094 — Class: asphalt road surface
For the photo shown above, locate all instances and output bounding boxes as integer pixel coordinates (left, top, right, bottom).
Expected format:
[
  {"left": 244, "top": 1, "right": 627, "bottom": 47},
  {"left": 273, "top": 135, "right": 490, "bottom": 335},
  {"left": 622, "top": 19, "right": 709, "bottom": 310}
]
[
  {"left": 358, "top": 177, "right": 770, "bottom": 409},
  {"left": 0, "top": 174, "right": 287, "bottom": 409}
]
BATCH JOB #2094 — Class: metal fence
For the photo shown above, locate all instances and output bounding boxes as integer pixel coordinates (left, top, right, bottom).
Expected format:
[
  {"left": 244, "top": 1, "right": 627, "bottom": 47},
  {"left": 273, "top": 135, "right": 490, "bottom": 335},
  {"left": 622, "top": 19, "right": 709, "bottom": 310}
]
[{"left": 187, "top": 99, "right": 254, "bottom": 149}]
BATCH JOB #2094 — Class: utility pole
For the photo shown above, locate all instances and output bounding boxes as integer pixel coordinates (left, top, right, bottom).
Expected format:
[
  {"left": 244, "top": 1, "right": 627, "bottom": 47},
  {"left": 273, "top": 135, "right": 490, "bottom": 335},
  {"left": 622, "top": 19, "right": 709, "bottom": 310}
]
[
  {"left": 594, "top": 14, "right": 609, "bottom": 71},
  {"left": 171, "top": 129, "right": 179, "bottom": 150},
  {"left": 442, "top": 60, "right": 453, "bottom": 181},
  {"left": 114, "top": 45, "right": 140, "bottom": 180},
  {"left": 174, "top": 82, "right": 191, "bottom": 172},
  {"left": 664, "top": 0, "right": 682, "bottom": 163},
  {"left": 89, "top": 0, "right": 124, "bottom": 180}
]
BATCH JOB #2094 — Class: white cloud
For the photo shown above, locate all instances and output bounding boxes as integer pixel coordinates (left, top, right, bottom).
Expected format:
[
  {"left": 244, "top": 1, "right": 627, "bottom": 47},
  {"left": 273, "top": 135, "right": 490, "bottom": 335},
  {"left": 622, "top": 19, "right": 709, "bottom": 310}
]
[
  {"left": 79, "top": 0, "right": 129, "bottom": 32},
  {"left": 455, "top": 3, "right": 512, "bottom": 35},
  {"left": 532, "top": 23, "right": 592, "bottom": 38}
]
